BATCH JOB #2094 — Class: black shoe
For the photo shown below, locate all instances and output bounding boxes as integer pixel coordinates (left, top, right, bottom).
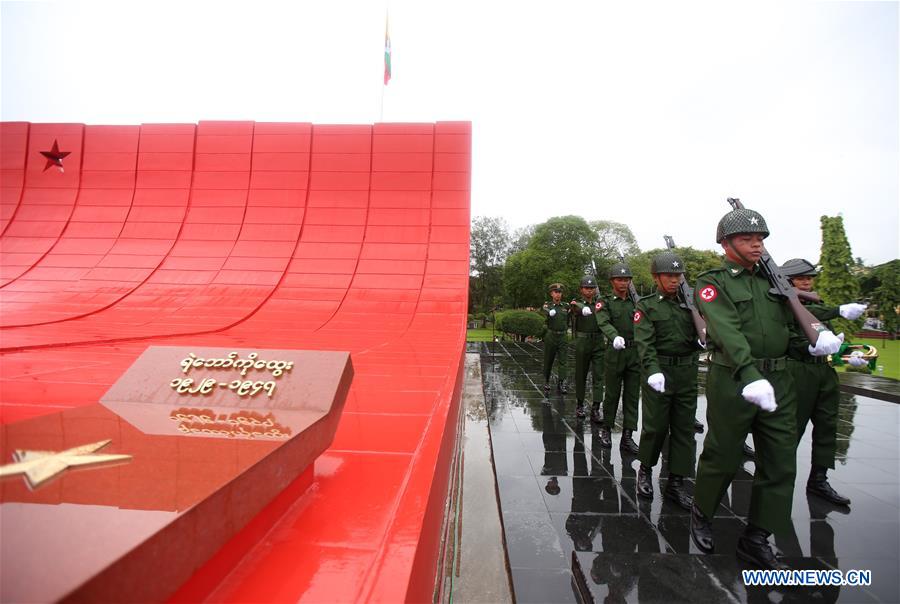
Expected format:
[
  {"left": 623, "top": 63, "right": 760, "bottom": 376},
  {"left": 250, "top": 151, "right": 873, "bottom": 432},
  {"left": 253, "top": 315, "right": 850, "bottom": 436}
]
[
  {"left": 543, "top": 382, "right": 551, "bottom": 393},
  {"left": 690, "top": 504, "right": 715, "bottom": 554},
  {"left": 742, "top": 442, "right": 756, "bottom": 458},
  {"left": 664, "top": 475, "right": 693, "bottom": 511},
  {"left": 807, "top": 466, "right": 851, "bottom": 506},
  {"left": 637, "top": 464, "right": 654, "bottom": 499},
  {"left": 620, "top": 429, "right": 639, "bottom": 455},
  {"left": 590, "top": 403, "right": 602, "bottom": 424},
  {"left": 737, "top": 525, "right": 789, "bottom": 570},
  {"left": 693, "top": 419, "right": 705, "bottom": 433},
  {"left": 598, "top": 426, "right": 612, "bottom": 448},
  {"left": 575, "top": 403, "right": 586, "bottom": 418}
]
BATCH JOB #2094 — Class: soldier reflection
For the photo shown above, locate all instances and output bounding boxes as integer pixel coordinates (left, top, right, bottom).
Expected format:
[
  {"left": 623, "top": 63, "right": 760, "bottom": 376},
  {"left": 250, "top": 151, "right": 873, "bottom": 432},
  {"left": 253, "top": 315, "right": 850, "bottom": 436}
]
[{"left": 540, "top": 399, "right": 568, "bottom": 495}]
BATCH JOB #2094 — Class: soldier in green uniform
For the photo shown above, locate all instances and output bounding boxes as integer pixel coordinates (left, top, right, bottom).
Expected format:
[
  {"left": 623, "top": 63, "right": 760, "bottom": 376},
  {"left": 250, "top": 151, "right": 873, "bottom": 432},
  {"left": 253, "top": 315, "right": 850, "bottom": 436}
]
[
  {"left": 595, "top": 262, "right": 640, "bottom": 453},
  {"left": 541, "top": 283, "right": 570, "bottom": 394},
  {"left": 690, "top": 208, "right": 844, "bottom": 569},
  {"left": 782, "top": 258, "right": 867, "bottom": 506},
  {"left": 570, "top": 275, "right": 605, "bottom": 419},
  {"left": 633, "top": 252, "right": 702, "bottom": 510}
]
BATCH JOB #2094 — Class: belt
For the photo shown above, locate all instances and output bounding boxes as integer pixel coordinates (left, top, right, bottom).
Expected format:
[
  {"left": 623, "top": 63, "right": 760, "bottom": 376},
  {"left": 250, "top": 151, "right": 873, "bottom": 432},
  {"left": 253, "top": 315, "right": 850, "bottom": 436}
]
[
  {"left": 547, "top": 329, "right": 567, "bottom": 335},
  {"left": 608, "top": 338, "right": 636, "bottom": 348},
  {"left": 800, "top": 355, "right": 829, "bottom": 365},
  {"left": 574, "top": 332, "right": 601, "bottom": 339},
  {"left": 711, "top": 354, "right": 787, "bottom": 372},
  {"left": 657, "top": 354, "right": 696, "bottom": 367}
]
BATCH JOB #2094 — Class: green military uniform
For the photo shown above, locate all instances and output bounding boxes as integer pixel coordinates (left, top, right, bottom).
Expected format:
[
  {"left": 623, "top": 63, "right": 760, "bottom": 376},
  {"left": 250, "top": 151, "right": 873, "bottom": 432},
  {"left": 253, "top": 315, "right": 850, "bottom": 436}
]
[
  {"left": 634, "top": 291, "right": 700, "bottom": 478},
  {"left": 571, "top": 277, "right": 605, "bottom": 415},
  {"left": 541, "top": 284, "right": 569, "bottom": 391},
  {"left": 790, "top": 302, "right": 841, "bottom": 469},
  {"left": 693, "top": 258, "right": 803, "bottom": 537},
  {"left": 597, "top": 292, "right": 640, "bottom": 432},
  {"left": 781, "top": 257, "right": 855, "bottom": 506}
]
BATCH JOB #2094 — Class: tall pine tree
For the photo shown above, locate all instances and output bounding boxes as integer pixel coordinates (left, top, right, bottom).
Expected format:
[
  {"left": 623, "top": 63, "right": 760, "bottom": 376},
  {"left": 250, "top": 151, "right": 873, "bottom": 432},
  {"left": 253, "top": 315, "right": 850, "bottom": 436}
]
[{"left": 817, "top": 215, "right": 863, "bottom": 336}]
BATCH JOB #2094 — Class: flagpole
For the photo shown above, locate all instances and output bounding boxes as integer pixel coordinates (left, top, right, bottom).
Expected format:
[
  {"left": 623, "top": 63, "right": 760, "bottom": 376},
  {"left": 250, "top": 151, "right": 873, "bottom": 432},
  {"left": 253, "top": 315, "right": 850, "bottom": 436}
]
[{"left": 381, "top": 7, "right": 390, "bottom": 123}]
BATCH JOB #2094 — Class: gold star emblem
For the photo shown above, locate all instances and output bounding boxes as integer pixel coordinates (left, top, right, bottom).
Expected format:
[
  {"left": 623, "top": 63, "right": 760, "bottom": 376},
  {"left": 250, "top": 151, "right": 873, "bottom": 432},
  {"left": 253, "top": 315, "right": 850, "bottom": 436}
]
[{"left": 0, "top": 439, "right": 131, "bottom": 489}]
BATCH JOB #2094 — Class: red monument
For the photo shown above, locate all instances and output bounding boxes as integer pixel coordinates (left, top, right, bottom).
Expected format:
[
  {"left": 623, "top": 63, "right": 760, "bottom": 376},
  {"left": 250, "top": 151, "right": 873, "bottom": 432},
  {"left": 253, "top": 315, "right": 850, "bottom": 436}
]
[{"left": 0, "top": 121, "right": 471, "bottom": 602}]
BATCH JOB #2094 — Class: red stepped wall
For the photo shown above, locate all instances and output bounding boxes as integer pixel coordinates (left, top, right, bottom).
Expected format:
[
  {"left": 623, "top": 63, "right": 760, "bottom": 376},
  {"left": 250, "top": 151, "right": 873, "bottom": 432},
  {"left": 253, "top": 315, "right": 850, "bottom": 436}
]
[{"left": 0, "top": 121, "right": 471, "bottom": 602}]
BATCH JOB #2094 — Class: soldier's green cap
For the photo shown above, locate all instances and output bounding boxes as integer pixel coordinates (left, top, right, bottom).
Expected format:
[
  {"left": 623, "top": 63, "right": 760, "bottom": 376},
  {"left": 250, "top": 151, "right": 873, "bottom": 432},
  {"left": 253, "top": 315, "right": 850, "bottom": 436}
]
[
  {"left": 580, "top": 275, "right": 597, "bottom": 288},
  {"left": 716, "top": 208, "right": 770, "bottom": 243},
  {"left": 608, "top": 262, "right": 633, "bottom": 279},
  {"left": 548, "top": 282, "right": 564, "bottom": 293},
  {"left": 780, "top": 258, "right": 819, "bottom": 277},
  {"left": 651, "top": 252, "right": 686, "bottom": 274}
]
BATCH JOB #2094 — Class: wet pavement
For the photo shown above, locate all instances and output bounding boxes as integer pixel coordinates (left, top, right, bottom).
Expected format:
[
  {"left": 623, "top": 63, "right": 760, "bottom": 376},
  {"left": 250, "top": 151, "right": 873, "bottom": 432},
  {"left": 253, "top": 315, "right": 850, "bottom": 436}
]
[{"left": 480, "top": 341, "right": 899, "bottom": 604}]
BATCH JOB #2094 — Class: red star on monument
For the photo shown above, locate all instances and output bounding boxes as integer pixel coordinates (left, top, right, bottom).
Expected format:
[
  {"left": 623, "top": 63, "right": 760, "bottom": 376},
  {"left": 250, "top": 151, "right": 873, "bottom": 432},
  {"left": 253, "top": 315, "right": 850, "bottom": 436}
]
[{"left": 40, "top": 140, "right": 71, "bottom": 173}]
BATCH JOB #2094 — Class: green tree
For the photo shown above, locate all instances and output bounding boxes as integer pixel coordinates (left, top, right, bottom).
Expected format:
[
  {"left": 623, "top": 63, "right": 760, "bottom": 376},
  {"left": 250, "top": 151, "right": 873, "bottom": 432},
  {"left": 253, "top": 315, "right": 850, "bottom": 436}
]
[
  {"left": 589, "top": 220, "right": 640, "bottom": 259},
  {"left": 503, "top": 216, "right": 598, "bottom": 307},
  {"left": 469, "top": 216, "right": 511, "bottom": 313},
  {"left": 870, "top": 260, "right": 900, "bottom": 336},
  {"left": 628, "top": 246, "right": 722, "bottom": 296},
  {"left": 817, "top": 215, "right": 863, "bottom": 336}
]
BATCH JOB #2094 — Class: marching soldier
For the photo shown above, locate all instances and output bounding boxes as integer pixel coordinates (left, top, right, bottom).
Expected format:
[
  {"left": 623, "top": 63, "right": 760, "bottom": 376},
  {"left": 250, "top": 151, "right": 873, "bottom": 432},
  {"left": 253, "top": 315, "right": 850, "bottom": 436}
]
[
  {"left": 570, "top": 275, "right": 605, "bottom": 419},
  {"left": 541, "top": 283, "right": 570, "bottom": 393},
  {"left": 633, "top": 252, "right": 702, "bottom": 509},
  {"left": 690, "top": 208, "right": 843, "bottom": 570},
  {"left": 781, "top": 258, "right": 867, "bottom": 507},
  {"left": 595, "top": 262, "right": 640, "bottom": 453}
]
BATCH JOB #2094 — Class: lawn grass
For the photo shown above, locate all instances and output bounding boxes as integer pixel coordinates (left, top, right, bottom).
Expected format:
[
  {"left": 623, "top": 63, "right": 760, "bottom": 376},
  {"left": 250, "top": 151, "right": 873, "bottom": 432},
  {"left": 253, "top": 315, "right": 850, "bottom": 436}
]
[
  {"left": 466, "top": 327, "right": 496, "bottom": 342},
  {"left": 836, "top": 336, "right": 899, "bottom": 381}
]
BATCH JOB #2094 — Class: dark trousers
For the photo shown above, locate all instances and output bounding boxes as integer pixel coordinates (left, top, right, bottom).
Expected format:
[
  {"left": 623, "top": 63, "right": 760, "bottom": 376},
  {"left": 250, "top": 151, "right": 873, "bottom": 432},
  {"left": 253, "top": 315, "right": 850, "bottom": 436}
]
[
  {"left": 694, "top": 364, "right": 798, "bottom": 536},
  {"left": 603, "top": 345, "right": 640, "bottom": 430},
  {"left": 790, "top": 360, "right": 840, "bottom": 469},
  {"left": 543, "top": 330, "right": 569, "bottom": 383},
  {"left": 574, "top": 334, "right": 604, "bottom": 404},
  {"left": 637, "top": 363, "right": 697, "bottom": 477}
]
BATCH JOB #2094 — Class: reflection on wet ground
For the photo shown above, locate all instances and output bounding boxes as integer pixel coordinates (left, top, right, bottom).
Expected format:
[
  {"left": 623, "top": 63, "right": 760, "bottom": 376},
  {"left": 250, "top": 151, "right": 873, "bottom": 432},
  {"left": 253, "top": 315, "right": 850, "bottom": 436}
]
[{"left": 481, "top": 341, "right": 899, "bottom": 603}]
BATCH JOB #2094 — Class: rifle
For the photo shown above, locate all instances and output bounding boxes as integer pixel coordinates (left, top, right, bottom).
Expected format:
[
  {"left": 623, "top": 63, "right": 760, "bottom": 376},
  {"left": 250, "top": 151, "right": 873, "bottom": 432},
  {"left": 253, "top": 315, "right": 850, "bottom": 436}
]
[
  {"left": 617, "top": 252, "right": 642, "bottom": 305},
  {"left": 663, "top": 235, "right": 707, "bottom": 346},
  {"left": 725, "top": 197, "right": 827, "bottom": 344}
]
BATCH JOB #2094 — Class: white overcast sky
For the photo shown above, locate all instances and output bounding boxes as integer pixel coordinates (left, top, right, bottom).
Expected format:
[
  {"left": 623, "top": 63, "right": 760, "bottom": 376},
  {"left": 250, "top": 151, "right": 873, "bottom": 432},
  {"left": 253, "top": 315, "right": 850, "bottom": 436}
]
[{"left": 2, "top": 0, "right": 898, "bottom": 264}]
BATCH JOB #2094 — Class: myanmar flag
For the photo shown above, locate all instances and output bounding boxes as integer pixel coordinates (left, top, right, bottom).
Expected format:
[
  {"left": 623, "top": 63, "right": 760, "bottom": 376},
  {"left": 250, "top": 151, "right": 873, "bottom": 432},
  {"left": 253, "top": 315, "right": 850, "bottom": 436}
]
[{"left": 384, "top": 17, "right": 391, "bottom": 85}]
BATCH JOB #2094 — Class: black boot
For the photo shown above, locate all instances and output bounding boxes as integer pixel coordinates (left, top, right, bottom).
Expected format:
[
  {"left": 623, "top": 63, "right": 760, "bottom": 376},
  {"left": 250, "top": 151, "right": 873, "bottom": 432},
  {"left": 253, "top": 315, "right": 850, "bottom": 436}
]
[
  {"left": 620, "top": 429, "right": 639, "bottom": 455},
  {"left": 742, "top": 442, "right": 756, "bottom": 458},
  {"left": 637, "top": 464, "right": 653, "bottom": 499},
  {"left": 693, "top": 418, "right": 705, "bottom": 433},
  {"left": 575, "top": 401, "right": 586, "bottom": 418},
  {"left": 664, "top": 474, "right": 693, "bottom": 511},
  {"left": 737, "top": 525, "right": 789, "bottom": 570},
  {"left": 690, "top": 504, "right": 715, "bottom": 554},
  {"left": 807, "top": 465, "right": 851, "bottom": 506},
  {"left": 598, "top": 426, "right": 612, "bottom": 448},
  {"left": 590, "top": 402, "right": 602, "bottom": 424}
]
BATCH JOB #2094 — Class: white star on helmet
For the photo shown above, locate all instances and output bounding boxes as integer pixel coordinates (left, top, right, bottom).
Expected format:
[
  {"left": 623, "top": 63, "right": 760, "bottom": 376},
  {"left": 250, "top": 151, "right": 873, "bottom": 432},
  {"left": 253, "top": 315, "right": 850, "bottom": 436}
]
[
  {"left": 750, "top": 217, "right": 759, "bottom": 225},
  {"left": 620, "top": 268, "right": 626, "bottom": 274},
  {"left": 672, "top": 261, "right": 680, "bottom": 268}
]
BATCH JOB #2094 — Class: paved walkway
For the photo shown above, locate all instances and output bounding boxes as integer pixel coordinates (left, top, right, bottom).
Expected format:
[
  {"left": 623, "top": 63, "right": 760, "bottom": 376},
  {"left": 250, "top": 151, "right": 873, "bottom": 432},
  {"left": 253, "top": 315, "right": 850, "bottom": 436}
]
[{"left": 480, "top": 341, "right": 899, "bottom": 603}]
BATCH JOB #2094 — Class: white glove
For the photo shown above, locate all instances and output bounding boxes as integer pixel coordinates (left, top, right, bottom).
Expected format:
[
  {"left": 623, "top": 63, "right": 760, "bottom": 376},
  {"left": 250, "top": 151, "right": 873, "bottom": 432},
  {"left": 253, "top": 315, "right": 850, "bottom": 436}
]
[
  {"left": 808, "top": 331, "right": 844, "bottom": 356},
  {"left": 581, "top": 306, "right": 592, "bottom": 316},
  {"left": 741, "top": 379, "right": 777, "bottom": 412},
  {"left": 549, "top": 309, "right": 557, "bottom": 317},
  {"left": 839, "top": 303, "right": 867, "bottom": 320},
  {"left": 613, "top": 336, "right": 626, "bottom": 350},
  {"left": 848, "top": 355, "right": 868, "bottom": 367},
  {"left": 647, "top": 373, "right": 665, "bottom": 393},
  {"left": 698, "top": 338, "right": 707, "bottom": 350}
]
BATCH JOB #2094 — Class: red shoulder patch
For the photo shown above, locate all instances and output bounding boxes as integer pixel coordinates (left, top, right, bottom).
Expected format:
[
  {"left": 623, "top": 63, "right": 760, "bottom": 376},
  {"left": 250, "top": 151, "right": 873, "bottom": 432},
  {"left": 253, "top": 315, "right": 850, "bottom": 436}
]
[
  {"left": 633, "top": 310, "right": 642, "bottom": 323},
  {"left": 595, "top": 301, "right": 603, "bottom": 310},
  {"left": 698, "top": 285, "right": 718, "bottom": 302}
]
